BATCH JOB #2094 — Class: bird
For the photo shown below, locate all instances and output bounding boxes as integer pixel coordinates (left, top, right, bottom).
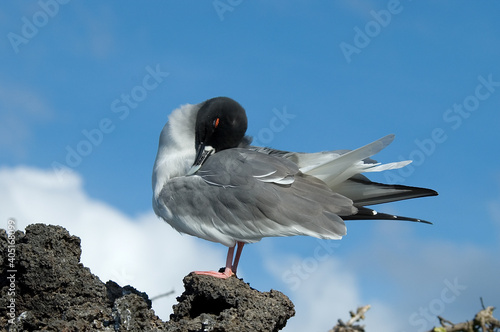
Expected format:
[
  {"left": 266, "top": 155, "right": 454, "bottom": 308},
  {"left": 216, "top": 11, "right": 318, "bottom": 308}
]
[{"left": 152, "top": 97, "right": 438, "bottom": 279}]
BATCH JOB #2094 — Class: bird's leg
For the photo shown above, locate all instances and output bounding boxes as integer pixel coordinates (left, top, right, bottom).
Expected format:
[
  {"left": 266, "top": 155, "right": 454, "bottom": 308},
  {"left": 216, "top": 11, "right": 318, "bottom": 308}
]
[
  {"left": 193, "top": 245, "right": 235, "bottom": 279},
  {"left": 232, "top": 242, "right": 245, "bottom": 275}
]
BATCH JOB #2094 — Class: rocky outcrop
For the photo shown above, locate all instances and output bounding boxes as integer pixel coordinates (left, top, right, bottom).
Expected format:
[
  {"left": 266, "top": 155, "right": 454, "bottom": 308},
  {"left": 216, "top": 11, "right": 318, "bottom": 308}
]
[
  {"left": 166, "top": 274, "right": 294, "bottom": 332},
  {"left": 0, "top": 224, "right": 294, "bottom": 331}
]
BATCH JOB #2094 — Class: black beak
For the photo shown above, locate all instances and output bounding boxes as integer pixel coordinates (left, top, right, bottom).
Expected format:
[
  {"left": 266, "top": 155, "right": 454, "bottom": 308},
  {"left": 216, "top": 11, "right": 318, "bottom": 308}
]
[{"left": 187, "top": 143, "right": 215, "bottom": 175}]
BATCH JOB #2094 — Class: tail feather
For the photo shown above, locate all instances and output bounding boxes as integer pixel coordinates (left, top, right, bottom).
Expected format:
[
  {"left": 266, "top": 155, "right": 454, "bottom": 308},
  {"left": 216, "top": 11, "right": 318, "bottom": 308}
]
[{"left": 305, "top": 135, "right": 397, "bottom": 187}]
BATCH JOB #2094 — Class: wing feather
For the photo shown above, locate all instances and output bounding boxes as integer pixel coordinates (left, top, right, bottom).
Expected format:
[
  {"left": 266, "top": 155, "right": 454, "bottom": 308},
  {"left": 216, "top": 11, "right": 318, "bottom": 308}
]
[
  {"left": 159, "top": 148, "right": 353, "bottom": 246},
  {"left": 334, "top": 174, "right": 438, "bottom": 206}
]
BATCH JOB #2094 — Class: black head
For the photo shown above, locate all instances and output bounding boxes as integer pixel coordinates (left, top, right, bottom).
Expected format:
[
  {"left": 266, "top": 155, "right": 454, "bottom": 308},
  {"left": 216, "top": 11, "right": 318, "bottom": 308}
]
[
  {"left": 191, "top": 97, "right": 248, "bottom": 169},
  {"left": 195, "top": 97, "right": 247, "bottom": 151}
]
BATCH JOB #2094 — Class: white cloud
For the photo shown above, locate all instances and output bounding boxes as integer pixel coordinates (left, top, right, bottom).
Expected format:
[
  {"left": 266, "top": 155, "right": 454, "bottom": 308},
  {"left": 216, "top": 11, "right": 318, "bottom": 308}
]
[
  {"left": 265, "top": 252, "right": 400, "bottom": 332},
  {"left": 0, "top": 166, "right": 223, "bottom": 320},
  {"left": 279, "top": 258, "right": 363, "bottom": 331}
]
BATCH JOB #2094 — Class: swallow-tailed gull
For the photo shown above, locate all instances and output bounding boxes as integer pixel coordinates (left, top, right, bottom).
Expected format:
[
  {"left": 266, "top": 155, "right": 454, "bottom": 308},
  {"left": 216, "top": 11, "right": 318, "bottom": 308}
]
[{"left": 152, "top": 97, "right": 438, "bottom": 279}]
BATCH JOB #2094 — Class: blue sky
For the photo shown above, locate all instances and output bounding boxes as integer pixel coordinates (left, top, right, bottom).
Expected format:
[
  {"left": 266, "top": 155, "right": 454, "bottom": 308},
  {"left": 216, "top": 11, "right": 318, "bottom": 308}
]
[{"left": 1, "top": 1, "right": 500, "bottom": 331}]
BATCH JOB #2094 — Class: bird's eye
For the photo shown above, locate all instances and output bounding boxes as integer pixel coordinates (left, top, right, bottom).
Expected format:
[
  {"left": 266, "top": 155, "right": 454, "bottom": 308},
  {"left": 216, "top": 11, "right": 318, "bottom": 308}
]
[{"left": 213, "top": 118, "right": 220, "bottom": 128}]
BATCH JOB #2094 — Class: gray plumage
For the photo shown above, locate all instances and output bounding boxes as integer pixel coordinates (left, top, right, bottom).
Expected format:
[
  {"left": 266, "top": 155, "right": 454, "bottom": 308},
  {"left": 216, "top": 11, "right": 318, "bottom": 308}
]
[
  {"left": 152, "top": 98, "right": 437, "bottom": 251},
  {"left": 158, "top": 148, "right": 353, "bottom": 247}
]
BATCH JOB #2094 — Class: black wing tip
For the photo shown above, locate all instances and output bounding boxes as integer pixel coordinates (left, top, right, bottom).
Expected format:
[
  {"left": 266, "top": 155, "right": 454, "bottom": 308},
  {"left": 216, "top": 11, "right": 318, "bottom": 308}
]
[
  {"left": 389, "top": 213, "right": 434, "bottom": 225},
  {"left": 413, "top": 218, "right": 433, "bottom": 225},
  {"left": 343, "top": 207, "right": 434, "bottom": 225},
  {"left": 347, "top": 177, "right": 439, "bottom": 207},
  {"left": 388, "top": 214, "right": 434, "bottom": 224},
  {"left": 426, "top": 189, "right": 439, "bottom": 197}
]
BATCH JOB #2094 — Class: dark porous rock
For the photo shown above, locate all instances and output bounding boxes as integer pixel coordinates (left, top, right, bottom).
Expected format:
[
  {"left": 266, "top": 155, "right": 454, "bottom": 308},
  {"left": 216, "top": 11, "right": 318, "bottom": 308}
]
[
  {"left": 0, "top": 223, "right": 295, "bottom": 332},
  {"left": 165, "top": 274, "right": 295, "bottom": 332},
  {"left": 0, "top": 224, "right": 165, "bottom": 331}
]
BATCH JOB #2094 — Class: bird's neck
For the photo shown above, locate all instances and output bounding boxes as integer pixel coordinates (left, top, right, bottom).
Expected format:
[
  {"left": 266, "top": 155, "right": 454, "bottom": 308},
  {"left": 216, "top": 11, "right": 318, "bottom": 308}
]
[{"left": 152, "top": 103, "right": 199, "bottom": 199}]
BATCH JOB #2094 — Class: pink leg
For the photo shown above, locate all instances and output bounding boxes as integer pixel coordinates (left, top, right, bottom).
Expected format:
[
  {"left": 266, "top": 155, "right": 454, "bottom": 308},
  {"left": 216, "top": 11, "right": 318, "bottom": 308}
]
[
  {"left": 193, "top": 242, "right": 246, "bottom": 279},
  {"left": 232, "top": 242, "right": 245, "bottom": 275},
  {"left": 194, "top": 245, "right": 235, "bottom": 279}
]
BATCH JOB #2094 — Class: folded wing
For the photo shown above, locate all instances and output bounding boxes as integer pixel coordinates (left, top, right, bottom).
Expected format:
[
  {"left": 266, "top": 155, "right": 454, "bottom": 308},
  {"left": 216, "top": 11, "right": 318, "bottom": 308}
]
[
  {"left": 159, "top": 149, "right": 355, "bottom": 246},
  {"left": 251, "top": 135, "right": 437, "bottom": 223}
]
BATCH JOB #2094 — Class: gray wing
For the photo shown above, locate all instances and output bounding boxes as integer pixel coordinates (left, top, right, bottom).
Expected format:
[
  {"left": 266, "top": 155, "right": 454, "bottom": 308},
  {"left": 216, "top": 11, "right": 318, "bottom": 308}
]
[
  {"left": 250, "top": 140, "right": 437, "bottom": 221},
  {"left": 159, "top": 148, "right": 355, "bottom": 246}
]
